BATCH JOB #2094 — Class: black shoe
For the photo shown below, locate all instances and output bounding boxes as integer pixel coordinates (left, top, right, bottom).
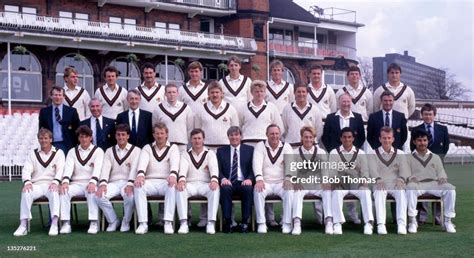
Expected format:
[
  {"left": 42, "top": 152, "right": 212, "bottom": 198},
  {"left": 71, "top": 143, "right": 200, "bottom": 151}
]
[
  {"left": 223, "top": 220, "right": 233, "bottom": 233},
  {"left": 240, "top": 223, "right": 249, "bottom": 233}
]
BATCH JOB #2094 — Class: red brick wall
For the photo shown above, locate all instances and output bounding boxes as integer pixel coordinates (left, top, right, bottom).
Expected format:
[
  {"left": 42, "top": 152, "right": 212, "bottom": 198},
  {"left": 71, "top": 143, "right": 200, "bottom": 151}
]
[{"left": 237, "top": 0, "right": 269, "bottom": 12}]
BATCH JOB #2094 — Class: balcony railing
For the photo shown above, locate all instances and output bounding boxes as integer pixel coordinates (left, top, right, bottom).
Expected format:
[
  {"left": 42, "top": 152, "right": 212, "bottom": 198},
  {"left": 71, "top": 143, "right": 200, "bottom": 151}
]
[
  {"left": 0, "top": 12, "right": 256, "bottom": 52},
  {"left": 269, "top": 39, "right": 356, "bottom": 60},
  {"left": 155, "top": 0, "right": 236, "bottom": 10}
]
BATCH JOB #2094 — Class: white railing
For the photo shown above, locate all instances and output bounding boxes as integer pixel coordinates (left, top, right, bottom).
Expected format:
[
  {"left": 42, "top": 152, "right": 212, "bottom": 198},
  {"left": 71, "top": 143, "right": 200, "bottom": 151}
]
[
  {"left": 155, "top": 0, "right": 236, "bottom": 9},
  {"left": 0, "top": 12, "right": 257, "bottom": 52},
  {"left": 269, "top": 39, "right": 356, "bottom": 60}
]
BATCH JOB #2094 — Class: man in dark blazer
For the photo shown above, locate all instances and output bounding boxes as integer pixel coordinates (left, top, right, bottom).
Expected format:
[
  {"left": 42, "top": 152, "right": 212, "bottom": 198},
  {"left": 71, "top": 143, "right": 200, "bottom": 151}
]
[
  {"left": 217, "top": 126, "right": 254, "bottom": 233},
  {"left": 322, "top": 93, "right": 365, "bottom": 152},
  {"left": 39, "top": 86, "right": 80, "bottom": 154},
  {"left": 367, "top": 91, "right": 407, "bottom": 150},
  {"left": 115, "top": 89, "right": 153, "bottom": 148},
  {"left": 411, "top": 103, "right": 450, "bottom": 225},
  {"left": 410, "top": 103, "right": 450, "bottom": 156},
  {"left": 80, "top": 98, "right": 116, "bottom": 151}
]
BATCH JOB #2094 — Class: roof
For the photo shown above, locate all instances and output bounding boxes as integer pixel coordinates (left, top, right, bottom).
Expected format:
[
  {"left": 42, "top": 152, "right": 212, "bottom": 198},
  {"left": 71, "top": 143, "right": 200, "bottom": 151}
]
[{"left": 269, "top": 0, "right": 319, "bottom": 24}]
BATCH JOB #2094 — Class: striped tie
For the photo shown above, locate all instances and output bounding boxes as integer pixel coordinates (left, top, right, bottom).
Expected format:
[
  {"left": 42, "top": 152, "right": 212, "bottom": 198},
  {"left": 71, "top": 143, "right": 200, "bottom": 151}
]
[
  {"left": 55, "top": 107, "right": 61, "bottom": 122},
  {"left": 426, "top": 124, "right": 434, "bottom": 146},
  {"left": 230, "top": 147, "right": 238, "bottom": 184}
]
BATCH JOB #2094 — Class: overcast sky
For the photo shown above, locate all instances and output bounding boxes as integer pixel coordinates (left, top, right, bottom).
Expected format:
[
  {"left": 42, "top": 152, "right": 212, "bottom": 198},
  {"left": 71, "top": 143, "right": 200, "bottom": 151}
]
[{"left": 295, "top": 0, "right": 474, "bottom": 100}]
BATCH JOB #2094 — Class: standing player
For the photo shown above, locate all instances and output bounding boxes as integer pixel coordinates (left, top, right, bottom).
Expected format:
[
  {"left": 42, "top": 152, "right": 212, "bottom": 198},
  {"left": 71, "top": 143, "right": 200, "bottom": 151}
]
[
  {"left": 266, "top": 59, "right": 294, "bottom": 114},
  {"left": 307, "top": 64, "right": 337, "bottom": 118},
  {"left": 137, "top": 63, "right": 165, "bottom": 112},
  {"left": 94, "top": 66, "right": 128, "bottom": 119},
  {"left": 62, "top": 66, "right": 91, "bottom": 121},
  {"left": 219, "top": 55, "right": 252, "bottom": 109},
  {"left": 153, "top": 83, "right": 194, "bottom": 152},
  {"left": 179, "top": 61, "right": 209, "bottom": 112}
]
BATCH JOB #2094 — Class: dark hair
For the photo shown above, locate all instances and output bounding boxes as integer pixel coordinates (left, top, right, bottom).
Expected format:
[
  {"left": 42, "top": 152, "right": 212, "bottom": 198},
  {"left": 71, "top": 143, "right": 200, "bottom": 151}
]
[
  {"left": 411, "top": 128, "right": 429, "bottom": 141},
  {"left": 50, "top": 86, "right": 64, "bottom": 96},
  {"left": 293, "top": 84, "right": 308, "bottom": 93},
  {"left": 309, "top": 64, "right": 323, "bottom": 73},
  {"left": 103, "top": 66, "right": 119, "bottom": 77},
  {"left": 346, "top": 66, "right": 361, "bottom": 76},
  {"left": 387, "top": 63, "right": 402, "bottom": 74},
  {"left": 142, "top": 62, "right": 155, "bottom": 72},
  {"left": 76, "top": 125, "right": 93, "bottom": 137},
  {"left": 227, "top": 126, "right": 242, "bottom": 136},
  {"left": 115, "top": 124, "right": 131, "bottom": 135},
  {"left": 266, "top": 123, "right": 281, "bottom": 134},
  {"left": 380, "top": 90, "right": 395, "bottom": 100},
  {"left": 340, "top": 127, "right": 354, "bottom": 137},
  {"left": 190, "top": 128, "right": 205, "bottom": 138},
  {"left": 420, "top": 103, "right": 437, "bottom": 116}
]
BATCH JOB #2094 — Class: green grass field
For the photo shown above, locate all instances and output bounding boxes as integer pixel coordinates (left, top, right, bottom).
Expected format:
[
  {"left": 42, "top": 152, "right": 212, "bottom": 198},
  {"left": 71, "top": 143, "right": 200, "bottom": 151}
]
[{"left": 0, "top": 164, "right": 473, "bottom": 257}]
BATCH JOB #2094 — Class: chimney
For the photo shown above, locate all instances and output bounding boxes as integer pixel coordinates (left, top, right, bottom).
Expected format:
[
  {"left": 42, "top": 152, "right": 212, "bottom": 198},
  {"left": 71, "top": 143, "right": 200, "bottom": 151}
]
[{"left": 404, "top": 50, "right": 408, "bottom": 56}]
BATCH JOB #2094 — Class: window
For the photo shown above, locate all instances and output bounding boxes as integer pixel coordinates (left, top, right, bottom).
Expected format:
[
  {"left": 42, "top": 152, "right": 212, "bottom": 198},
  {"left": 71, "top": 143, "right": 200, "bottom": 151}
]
[
  {"left": 200, "top": 18, "right": 214, "bottom": 33},
  {"left": 59, "top": 11, "right": 73, "bottom": 25},
  {"left": 283, "top": 67, "right": 296, "bottom": 85},
  {"left": 124, "top": 18, "right": 136, "bottom": 31},
  {"left": 109, "top": 17, "right": 122, "bottom": 30},
  {"left": 55, "top": 53, "right": 94, "bottom": 96},
  {"left": 324, "top": 70, "right": 346, "bottom": 90},
  {"left": 156, "top": 62, "right": 184, "bottom": 85},
  {"left": 0, "top": 50, "right": 43, "bottom": 102},
  {"left": 169, "top": 23, "right": 180, "bottom": 31},
  {"left": 5, "top": 5, "right": 19, "bottom": 13},
  {"left": 75, "top": 13, "right": 88, "bottom": 26},
  {"left": 110, "top": 58, "right": 141, "bottom": 90}
]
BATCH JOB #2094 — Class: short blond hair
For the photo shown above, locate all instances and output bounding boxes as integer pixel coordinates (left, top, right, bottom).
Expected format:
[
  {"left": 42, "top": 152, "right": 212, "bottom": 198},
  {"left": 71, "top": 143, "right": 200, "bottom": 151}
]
[
  {"left": 300, "top": 126, "right": 316, "bottom": 138},
  {"left": 187, "top": 61, "right": 203, "bottom": 71}
]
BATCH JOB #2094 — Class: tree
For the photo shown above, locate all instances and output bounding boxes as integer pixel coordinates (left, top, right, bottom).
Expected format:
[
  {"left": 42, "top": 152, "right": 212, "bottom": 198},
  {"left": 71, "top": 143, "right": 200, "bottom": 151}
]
[
  {"left": 419, "top": 68, "right": 471, "bottom": 100},
  {"left": 357, "top": 57, "right": 374, "bottom": 90}
]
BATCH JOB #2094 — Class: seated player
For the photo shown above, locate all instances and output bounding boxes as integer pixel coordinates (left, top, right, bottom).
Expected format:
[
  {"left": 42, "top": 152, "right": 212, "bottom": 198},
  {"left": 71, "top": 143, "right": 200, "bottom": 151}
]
[
  {"left": 176, "top": 129, "right": 220, "bottom": 234},
  {"left": 13, "top": 128, "right": 65, "bottom": 236},
  {"left": 406, "top": 129, "right": 456, "bottom": 233},
  {"left": 330, "top": 127, "right": 374, "bottom": 235},
  {"left": 94, "top": 124, "right": 140, "bottom": 232},
  {"left": 59, "top": 125, "right": 104, "bottom": 234},
  {"left": 369, "top": 126, "right": 410, "bottom": 235}
]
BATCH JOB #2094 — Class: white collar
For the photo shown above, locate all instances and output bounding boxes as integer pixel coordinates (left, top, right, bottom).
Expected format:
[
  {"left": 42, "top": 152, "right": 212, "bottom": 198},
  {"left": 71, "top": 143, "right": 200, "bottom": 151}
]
[
  {"left": 38, "top": 146, "right": 57, "bottom": 155},
  {"left": 336, "top": 110, "right": 355, "bottom": 119},
  {"left": 250, "top": 100, "right": 266, "bottom": 109},
  {"left": 116, "top": 143, "right": 132, "bottom": 152},
  {"left": 79, "top": 144, "right": 94, "bottom": 152},
  {"left": 378, "top": 146, "right": 395, "bottom": 155},
  {"left": 292, "top": 102, "right": 310, "bottom": 109},
  {"left": 186, "top": 80, "right": 205, "bottom": 88},
  {"left": 413, "top": 149, "right": 432, "bottom": 156},
  {"left": 338, "top": 145, "right": 357, "bottom": 154},
  {"left": 270, "top": 79, "right": 286, "bottom": 86},
  {"left": 207, "top": 100, "right": 226, "bottom": 110},
  {"left": 141, "top": 82, "right": 159, "bottom": 89},
  {"left": 153, "top": 141, "right": 171, "bottom": 150},
  {"left": 189, "top": 146, "right": 209, "bottom": 156},
  {"left": 64, "top": 84, "right": 80, "bottom": 91},
  {"left": 227, "top": 74, "right": 243, "bottom": 82},
  {"left": 265, "top": 140, "right": 283, "bottom": 149}
]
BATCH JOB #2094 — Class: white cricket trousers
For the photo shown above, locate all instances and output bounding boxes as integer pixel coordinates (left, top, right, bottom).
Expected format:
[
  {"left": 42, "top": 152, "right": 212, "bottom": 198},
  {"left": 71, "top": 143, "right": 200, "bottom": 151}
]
[
  {"left": 293, "top": 189, "right": 332, "bottom": 220},
  {"left": 406, "top": 182, "right": 456, "bottom": 219},
  {"left": 254, "top": 182, "right": 293, "bottom": 224},
  {"left": 95, "top": 180, "right": 133, "bottom": 224},
  {"left": 332, "top": 189, "right": 374, "bottom": 224},
  {"left": 20, "top": 183, "right": 59, "bottom": 220},
  {"left": 176, "top": 181, "right": 220, "bottom": 221},
  {"left": 134, "top": 179, "right": 176, "bottom": 223},
  {"left": 60, "top": 183, "right": 99, "bottom": 221},
  {"left": 373, "top": 189, "right": 407, "bottom": 225}
]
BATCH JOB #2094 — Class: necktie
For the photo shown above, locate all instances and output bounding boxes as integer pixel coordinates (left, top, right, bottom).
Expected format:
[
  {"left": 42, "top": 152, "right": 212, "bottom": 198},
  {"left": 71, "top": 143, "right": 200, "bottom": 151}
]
[
  {"left": 131, "top": 111, "right": 137, "bottom": 144},
  {"left": 55, "top": 107, "right": 61, "bottom": 122},
  {"left": 230, "top": 147, "right": 238, "bottom": 184},
  {"left": 385, "top": 112, "right": 390, "bottom": 127},
  {"left": 96, "top": 118, "right": 102, "bottom": 145},
  {"left": 426, "top": 124, "right": 434, "bottom": 146}
]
